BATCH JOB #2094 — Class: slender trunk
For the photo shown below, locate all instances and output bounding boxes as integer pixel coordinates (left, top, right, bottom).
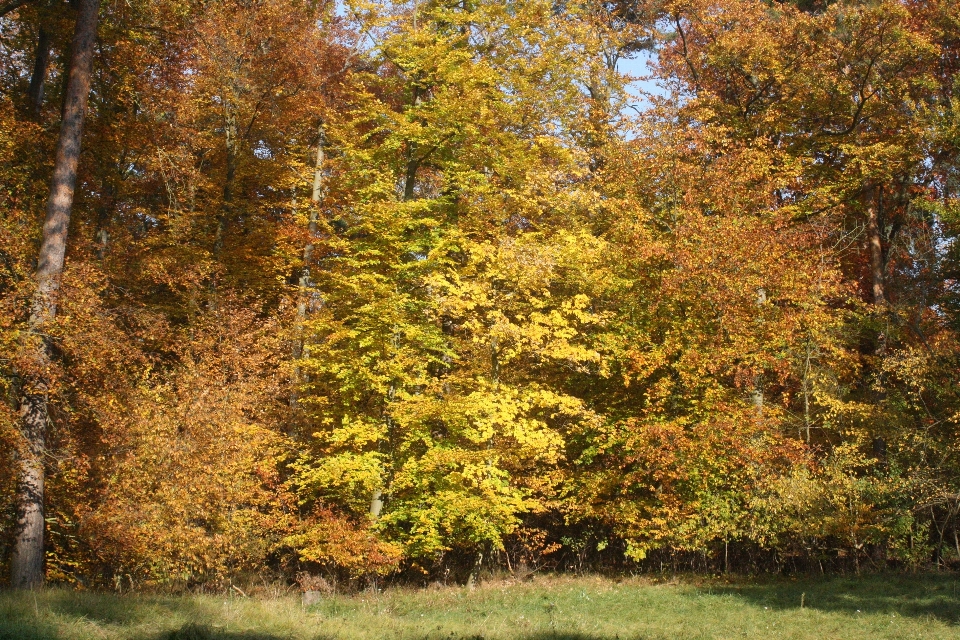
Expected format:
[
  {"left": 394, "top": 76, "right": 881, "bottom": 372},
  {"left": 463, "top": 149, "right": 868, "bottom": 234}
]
[
  {"left": 11, "top": 0, "right": 99, "bottom": 591},
  {"left": 209, "top": 107, "right": 238, "bottom": 307},
  {"left": 866, "top": 187, "right": 888, "bottom": 456},
  {"left": 585, "top": 74, "right": 609, "bottom": 174},
  {"left": 750, "top": 381, "right": 763, "bottom": 417},
  {"left": 370, "top": 381, "right": 396, "bottom": 520},
  {"left": 96, "top": 179, "right": 114, "bottom": 259},
  {"left": 402, "top": 88, "right": 423, "bottom": 202},
  {"left": 866, "top": 194, "right": 885, "bottom": 306},
  {"left": 802, "top": 341, "right": 812, "bottom": 443},
  {"left": 290, "top": 127, "right": 325, "bottom": 408},
  {"left": 403, "top": 149, "right": 418, "bottom": 202},
  {"left": 751, "top": 287, "right": 766, "bottom": 417},
  {"left": 368, "top": 95, "right": 421, "bottom": 510},
  {"left": 369, "top": 489, "right": 384, "bottom": 519},
  {"left": 27, "top": 27, "right": 51, "bottom": 117},
  {"left": 213, "top": 108, "right": 238, "bottom": 259}
]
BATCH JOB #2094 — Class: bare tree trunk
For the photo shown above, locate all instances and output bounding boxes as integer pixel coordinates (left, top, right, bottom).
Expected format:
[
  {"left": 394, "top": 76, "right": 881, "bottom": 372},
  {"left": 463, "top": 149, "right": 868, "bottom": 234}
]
[
  {"left": 11, "top": 0, "right": 99, "bottom": 591},
  {"left": 751, "top": 287, "right": 766, "bottom": 417},
  {"left": 289, "top": 127, "right": 325, "bottom": 408},
  {"left": 402, "top": 88, "right": 423, "bottom": 202},
  {"left": 802, "top": 341, "right": 812, "bottom": 443},
  {"left": 865, "top": 188, "right": 889, "bottom": 458},
  {"left": 370, "top": 382, "right": 396, "bottom": 520},
  {"left": 467, "top": 547, "right": 484, "bottom": 589},
  {"left": 369, "top": 489, "right": 384, "bottom": 519},
  {"left": 403, "top": 151, "right": 419, "bottom": 201},
  {"left": 866, "top": 193, "right": 885, "bottom": 306},
  {"left": 27, "top": 26, "right": 51, "bottom": 117},
  {"left": 213, "top": 107, "right": 238, "bottom": 259}
]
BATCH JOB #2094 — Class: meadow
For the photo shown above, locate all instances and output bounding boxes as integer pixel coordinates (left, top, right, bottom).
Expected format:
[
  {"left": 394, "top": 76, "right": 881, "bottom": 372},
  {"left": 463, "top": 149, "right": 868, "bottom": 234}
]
[{"left": 3, "top": 573, "right": 960, "bottom": 640}]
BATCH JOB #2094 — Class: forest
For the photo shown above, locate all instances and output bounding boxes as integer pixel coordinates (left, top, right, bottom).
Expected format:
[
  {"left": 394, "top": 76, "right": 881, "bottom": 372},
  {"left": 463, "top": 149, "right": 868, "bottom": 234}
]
[{"left": 1, "top": 0, "right": 960, "bottom": 592}]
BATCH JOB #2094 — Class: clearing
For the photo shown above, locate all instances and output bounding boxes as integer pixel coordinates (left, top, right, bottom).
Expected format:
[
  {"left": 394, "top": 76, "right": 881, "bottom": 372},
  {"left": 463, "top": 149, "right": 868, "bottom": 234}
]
[{"left": 2, "top": 572, "right": 959, "bottom": 639}]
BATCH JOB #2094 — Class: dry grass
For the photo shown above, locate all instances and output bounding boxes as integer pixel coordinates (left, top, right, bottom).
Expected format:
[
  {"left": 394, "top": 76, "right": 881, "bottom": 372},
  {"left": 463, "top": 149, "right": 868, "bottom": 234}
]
[{"left": 2, "top": 572, "right": 960, "bottom": 639}]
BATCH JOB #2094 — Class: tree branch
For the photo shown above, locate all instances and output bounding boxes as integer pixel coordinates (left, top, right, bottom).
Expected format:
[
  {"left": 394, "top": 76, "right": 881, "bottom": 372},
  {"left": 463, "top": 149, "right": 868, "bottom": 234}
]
[{"left": 0, "top": 0, "right": 30, "bottom": 18}]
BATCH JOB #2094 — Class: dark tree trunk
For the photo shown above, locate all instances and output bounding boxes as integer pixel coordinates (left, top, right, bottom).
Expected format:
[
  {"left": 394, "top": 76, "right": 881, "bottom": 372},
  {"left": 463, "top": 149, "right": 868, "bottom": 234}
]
[
  {"left": 213, "top": 107, "right": 238, "bottom": 259},
  {"left": 866, "top": 192, "right": 885, "bottom": 306},
  {"left": 27, "top": 27, "right": 51, "bottom": 117},
  {"left": 402, "top": 87, "right": 423, "bottom": 202},
  {"left": 403, "top": 146, "right": 419, "bottom": 202},
  {"left": 10, "top": 0, "right": 99, "bottom": 591}
]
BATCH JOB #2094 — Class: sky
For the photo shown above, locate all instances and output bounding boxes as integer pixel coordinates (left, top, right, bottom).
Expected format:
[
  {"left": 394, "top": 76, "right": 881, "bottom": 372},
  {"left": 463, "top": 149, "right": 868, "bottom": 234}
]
[{"left": 618, "top": 50, "right": 671, "bottom": 112}]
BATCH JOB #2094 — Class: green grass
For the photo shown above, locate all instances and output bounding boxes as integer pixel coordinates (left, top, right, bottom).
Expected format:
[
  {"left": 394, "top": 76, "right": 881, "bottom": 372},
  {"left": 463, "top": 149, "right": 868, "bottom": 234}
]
[{"left": 3, "top": 573, "right": 960, "bottom": 640}]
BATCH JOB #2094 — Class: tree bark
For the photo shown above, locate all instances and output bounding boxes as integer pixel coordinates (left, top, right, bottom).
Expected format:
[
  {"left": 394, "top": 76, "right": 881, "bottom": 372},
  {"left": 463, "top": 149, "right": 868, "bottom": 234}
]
[
  {"left": 865, "top": 187, "right": 888, "bottom": 456},
  {"left": 402, "top": 88, "right": 423, "bottom": 202},
  {"left": 289, "top": 127, "right": 325, "bottom": 408},
  {"left": 10, "top": 0, "right": 99, "bottom": 591},
  {"left": 27, "top": 26, "right": 51, "bottom": 117},
  {"left": 213, "top": 107, "right": 239, "bottom": 259},
  {"left": 751, "top": 287, "right": 766, "bottom": 417},
  {"left": 866, "top": 192, "right": 885, "bottom": 306},
  {"left": 802, "top": 340, "right": 812, "bottom": 443},
  {"left": 369, "top": 489, "right": 384, "bottom": 519}
]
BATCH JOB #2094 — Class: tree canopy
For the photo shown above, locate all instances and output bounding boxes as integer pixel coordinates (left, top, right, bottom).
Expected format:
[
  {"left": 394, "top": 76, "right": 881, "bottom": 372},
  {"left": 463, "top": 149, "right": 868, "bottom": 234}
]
[{"left": 2, "top": 0, "right": 960, "bottom": 588}]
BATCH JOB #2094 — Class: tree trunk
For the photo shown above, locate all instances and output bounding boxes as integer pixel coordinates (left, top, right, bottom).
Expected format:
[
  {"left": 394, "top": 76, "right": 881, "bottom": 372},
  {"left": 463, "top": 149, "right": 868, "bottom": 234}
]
[
  {"left": 467, "top": 547, "right": 484, "bottom": 589},
  {"left": 213, "top": 107, "right": 238, "bottom": 259},
  {"left": 95, "top": 179, "right": 114, "bottom": 259},
  {"left": 866, "top": 193, "right": 885, "bottom": 306},
  {"left": 11, "top": 0, "right": 99, "bottom": 591},
  {"left": 369, "top": 489, "right": 384, "bottom": 519},
  {"left": 27, "top": 27, "right": 51, "bottom": 117},
  {"left": 402, "top": 88, "right": 423, "bottom": 202},
  {"left": 802, "top": 341, "right": 812, "bottom": 443},
  {"left": 865, "top": 188, "right": 888, "bottom": 455},
  {"left": 751, "top": 287, "right": 766, "bottom": 417},
  {"left": 290, "top": 127, "right": 325, "bottom": 408}
]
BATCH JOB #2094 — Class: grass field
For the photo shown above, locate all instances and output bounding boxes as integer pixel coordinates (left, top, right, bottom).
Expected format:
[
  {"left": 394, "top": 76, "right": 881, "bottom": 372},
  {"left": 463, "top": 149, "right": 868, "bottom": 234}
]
[{"left": 3, "top": 572, "right": 960, "bottom": 640}]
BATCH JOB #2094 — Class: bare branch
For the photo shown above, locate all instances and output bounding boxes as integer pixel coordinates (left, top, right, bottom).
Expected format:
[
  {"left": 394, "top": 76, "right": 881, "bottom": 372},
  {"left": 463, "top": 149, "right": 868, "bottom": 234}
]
[{"left": 0, "top": 0, "right": 30, "bottom": 18}]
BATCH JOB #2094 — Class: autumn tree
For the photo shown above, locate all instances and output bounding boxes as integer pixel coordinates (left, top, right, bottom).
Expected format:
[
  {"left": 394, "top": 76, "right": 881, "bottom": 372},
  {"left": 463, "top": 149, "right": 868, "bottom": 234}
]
[{"left": 7, "top": 0, "right": 100, "bottom": 590}]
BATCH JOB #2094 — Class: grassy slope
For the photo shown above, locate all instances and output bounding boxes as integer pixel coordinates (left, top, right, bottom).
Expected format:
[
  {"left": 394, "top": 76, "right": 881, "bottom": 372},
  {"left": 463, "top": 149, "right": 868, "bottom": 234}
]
[{"left": 2, "top": 573, "right": 960, "bottom": 640}]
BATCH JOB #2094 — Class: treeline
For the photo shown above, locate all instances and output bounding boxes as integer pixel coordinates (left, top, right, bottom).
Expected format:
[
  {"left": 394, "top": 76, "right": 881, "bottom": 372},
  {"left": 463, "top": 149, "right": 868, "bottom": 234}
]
[{"left": 2, "top": 0, "right": 960, "bottom": 590}]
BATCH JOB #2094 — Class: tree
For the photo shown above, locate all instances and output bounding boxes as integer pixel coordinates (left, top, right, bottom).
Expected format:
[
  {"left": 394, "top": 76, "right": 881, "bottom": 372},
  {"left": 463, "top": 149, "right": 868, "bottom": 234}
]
[{"left": 10, "top": 0, "right": 99, "bottom": 590}]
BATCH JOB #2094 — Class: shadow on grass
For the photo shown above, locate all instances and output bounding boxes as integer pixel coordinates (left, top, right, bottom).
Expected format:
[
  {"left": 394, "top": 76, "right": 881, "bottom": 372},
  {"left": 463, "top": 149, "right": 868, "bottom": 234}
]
[
  {"left": 160, "top": 622, "right": 314, "bottom": 640},
  {"left": 5, "top": 573, "right": 960, "bottom": 639},
  {"left": 0, "top": 623, "right": 60, "bottom": 640},
  {"left": 516, "top": 636, "right": 647, "bottom": 640},
  {"left": 0, "top": 591, "right": 304, "bottom": 640},
  {"left": 708, "top": 571, "right": 960, "bottom": 625},
  {"left": 0, "top": 621, "right": 319, "bottom": 640},
  {"left": 0, "top": 622, "right": 636, "bottom": 640},
  {"left": 0, "top": 588, "right": 204, "bottom": 628}
]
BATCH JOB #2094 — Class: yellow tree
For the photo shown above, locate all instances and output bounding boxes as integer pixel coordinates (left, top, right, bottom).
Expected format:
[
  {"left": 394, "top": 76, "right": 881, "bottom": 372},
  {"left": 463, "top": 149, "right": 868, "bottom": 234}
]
[{"left": 289, "top": 0, "right": 620, "bottom": 577}]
